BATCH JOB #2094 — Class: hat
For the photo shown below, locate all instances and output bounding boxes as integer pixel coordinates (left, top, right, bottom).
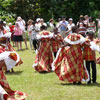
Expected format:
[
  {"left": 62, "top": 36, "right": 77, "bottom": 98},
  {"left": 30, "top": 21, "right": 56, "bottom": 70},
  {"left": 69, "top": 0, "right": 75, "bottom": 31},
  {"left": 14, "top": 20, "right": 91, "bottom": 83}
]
[
  {"left": 80, "top": 15, "right": 83, "bottom": 18},
  {"left": 17, "top": 16, "right": 22, "bottom": 21},
  {"left": 49, "top": 18, "right": 53, "bottom": 22},
  {"left": 79, "top": 22, "right": 83, "bottom": 25},
  {"left": 3, "top": 21, "right": 6, "bottom": 24},
  {"left": 8, "top": 23, "right": 12, "bottom": 26},
  {"left": 36, "top": 18, "right": 40, "bottom": 22},
  {"left": 69, "top": 18, "right": 73, "bottom": 21}
]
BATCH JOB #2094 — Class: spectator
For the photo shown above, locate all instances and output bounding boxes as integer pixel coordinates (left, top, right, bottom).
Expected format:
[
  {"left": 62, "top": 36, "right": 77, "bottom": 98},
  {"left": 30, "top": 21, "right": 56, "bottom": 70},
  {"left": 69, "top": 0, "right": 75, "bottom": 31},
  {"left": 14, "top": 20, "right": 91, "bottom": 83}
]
[
  {"left": 67, "top": 18, "right": 75, "bottom": 34},
  {"left": 58, "top": 16, "right": 68, "bottom": 38},
  {"left": 8, "top": 23, "right": 15, "bottom": 46},
  {"left": 49, "top": 18, "right": 55, "bottom": 32},
  {"left": 14, "top": 22, "right": 23, "bottom": 51},
  {"left": 56, "top": 18, "right": 62, "bottom": 32},
  {"left": 16, "top": 16, "right": 28, "bottom": 49},
  {"left": 27, "top": 19, "right": 34, "bottom": 50},
  {"left": 96, "top": 16, "right": 100, "bottom": 39},
  {"left": 87, "top": 17, "right": 96, "bottom": 33},
  {"left": 78, "top": 22, "right": 87, "bottom": 37}
]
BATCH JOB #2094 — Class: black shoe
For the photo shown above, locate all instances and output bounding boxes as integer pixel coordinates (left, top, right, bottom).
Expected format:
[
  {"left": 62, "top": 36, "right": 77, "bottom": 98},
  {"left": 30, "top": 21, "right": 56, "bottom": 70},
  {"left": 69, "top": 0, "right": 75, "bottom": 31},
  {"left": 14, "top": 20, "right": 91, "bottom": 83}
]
[
  {"left": 5, "top": 70, "right": 10, "bottom": 74},
  {"left": 73, "top": 82, "right": 77, "bottom": 85},
  {"left": 87, "top": 81, "right": 91, "bottom": 84},
  {"left": 11, "top": 68, "right": 14, "bottom": 73},
  {"left": 93, "top": 82, "right": 98, "bottom": 84},
  {"left": 77, "top": 82, "right": 82, "bottom": 85}
]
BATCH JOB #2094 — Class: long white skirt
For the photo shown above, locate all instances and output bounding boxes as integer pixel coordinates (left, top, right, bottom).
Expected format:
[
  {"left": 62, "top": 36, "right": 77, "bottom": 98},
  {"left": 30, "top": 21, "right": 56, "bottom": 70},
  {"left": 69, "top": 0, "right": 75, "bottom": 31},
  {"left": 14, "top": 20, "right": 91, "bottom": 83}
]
[
  {"left": 0, "top": 51, "right": 20, "bottom": 71},
  {"left": 0, "top": 85, "right": 8, "bottom": 100}
]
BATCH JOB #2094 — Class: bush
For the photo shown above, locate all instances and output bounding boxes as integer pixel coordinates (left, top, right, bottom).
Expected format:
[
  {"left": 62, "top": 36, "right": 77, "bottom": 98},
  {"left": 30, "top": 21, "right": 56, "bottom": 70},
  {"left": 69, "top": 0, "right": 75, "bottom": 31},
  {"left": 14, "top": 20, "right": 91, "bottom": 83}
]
[{"left": 0, "top": 15, "right": 15, "bottom": 25}]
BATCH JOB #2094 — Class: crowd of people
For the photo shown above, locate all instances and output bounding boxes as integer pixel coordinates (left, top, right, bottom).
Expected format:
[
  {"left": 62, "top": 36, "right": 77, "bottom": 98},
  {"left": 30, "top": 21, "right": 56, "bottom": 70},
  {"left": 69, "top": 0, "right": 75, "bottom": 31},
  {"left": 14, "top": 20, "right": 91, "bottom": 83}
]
[
  {"left": 1, "top": 15, "right": 100, "bottom": 51},
  {"left": 0, "top": 14, "right": 100, "bottom": 99},
  {"left": 31, "top": 15, "right": 100, "bottom": 85}
]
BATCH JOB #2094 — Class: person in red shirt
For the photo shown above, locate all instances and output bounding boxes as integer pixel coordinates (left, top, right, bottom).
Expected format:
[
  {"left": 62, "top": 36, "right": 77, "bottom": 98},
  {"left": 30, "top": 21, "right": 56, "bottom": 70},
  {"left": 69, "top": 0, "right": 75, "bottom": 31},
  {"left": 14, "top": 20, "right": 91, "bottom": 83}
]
[
  {"left": 51, "top": 27, "right": 63, "bottom": 58},
  {"left": 83, "top": 31, "right": 97, "bottom": 84},
  {"left": 9, "top": 23, "right": 15, "bottom": 46}
]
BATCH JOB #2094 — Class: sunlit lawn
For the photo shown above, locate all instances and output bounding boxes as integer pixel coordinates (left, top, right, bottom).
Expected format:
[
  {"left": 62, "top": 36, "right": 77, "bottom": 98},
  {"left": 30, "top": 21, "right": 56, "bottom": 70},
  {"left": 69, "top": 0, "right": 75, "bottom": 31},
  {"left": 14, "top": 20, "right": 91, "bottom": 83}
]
[{"left": 6, "top": 41, "right": 100, "bottom": 100}]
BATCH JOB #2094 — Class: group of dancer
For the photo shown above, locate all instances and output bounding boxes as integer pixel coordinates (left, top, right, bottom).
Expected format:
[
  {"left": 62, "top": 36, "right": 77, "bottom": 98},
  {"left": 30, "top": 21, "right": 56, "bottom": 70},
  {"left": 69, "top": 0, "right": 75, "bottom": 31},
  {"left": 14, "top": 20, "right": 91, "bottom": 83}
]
[
  {"left": 0, "top": 14, "right": 100, "bottom": 99},
  {"left": 0, "top": 21, "right": 27, "bottom": 100},
  {"left": 32, "top": 15, "right": 100, "bottom": 85}
]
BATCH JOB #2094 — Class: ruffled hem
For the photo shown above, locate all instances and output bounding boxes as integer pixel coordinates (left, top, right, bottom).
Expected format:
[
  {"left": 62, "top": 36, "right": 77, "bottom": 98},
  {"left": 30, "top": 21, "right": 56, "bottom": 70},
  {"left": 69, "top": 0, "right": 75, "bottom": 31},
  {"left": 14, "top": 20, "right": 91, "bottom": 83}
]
[
  {"left": 0, "top": 51, "right": 21, "bottom": 71},
  {"left": 64, "top": 36, "right": 86, "bottom": 45},
  {"left": 52, "top": 47, "right": 89, "bottom": 82}
]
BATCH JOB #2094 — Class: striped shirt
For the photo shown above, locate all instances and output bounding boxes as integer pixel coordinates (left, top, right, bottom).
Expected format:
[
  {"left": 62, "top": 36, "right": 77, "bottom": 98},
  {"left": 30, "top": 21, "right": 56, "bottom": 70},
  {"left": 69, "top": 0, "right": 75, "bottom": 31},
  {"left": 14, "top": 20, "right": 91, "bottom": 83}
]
[
  {"left": 87, "top": 22, "right": 96, "bottom": 32},
  {"left": 78, "top": 27, "right": 87, "bottom": 37}
]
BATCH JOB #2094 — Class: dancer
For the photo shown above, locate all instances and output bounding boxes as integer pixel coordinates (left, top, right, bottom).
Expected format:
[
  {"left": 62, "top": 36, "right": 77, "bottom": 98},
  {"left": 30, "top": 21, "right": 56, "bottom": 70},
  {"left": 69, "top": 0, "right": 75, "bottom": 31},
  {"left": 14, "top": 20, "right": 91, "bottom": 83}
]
[
  {"left": 52, "top": 26, "right": 89, "bottom": 84},
  {"left": 51, "top": 27, "right": 63, "bottom": 58},
  {"left": 83, "top": 31, "right": 98, "bottom": 84},
  {"left": 33, "top": 25, "right": 53, "bottom": 72},
  {"left": 0, "top": 21, "right": 27, "bottom": 100}
]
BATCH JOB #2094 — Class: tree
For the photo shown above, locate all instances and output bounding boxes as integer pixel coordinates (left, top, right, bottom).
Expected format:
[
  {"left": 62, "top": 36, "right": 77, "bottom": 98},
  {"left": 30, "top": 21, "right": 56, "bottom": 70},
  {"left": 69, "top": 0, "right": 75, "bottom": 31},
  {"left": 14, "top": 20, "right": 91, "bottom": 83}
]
[{"left": 0, "top": 0, "right": 100, "bottom": 23}]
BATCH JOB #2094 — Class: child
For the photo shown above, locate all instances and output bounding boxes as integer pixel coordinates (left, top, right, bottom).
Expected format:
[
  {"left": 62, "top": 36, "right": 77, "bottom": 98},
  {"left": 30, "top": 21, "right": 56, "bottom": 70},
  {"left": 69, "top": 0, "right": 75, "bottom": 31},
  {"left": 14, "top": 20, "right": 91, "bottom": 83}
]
[
  {"left": 52, "top": 27, "right": 63, "bottom": 58},
  {"left": 83, "top": 31, "right": 97, "bottom": 84}
]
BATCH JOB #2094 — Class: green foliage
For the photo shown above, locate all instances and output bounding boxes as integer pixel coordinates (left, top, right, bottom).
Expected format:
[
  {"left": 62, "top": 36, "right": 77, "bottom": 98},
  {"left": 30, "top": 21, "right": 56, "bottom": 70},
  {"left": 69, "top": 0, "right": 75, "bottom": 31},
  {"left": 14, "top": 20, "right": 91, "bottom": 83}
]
[
  {"left": 0, "top": 0, "right": 100, "bottom": 22},
  {"left": 0, "top": 15, "right": 15, "bottom": 24},
  {"left": 0, "top": 0, "right": 15, "bottom": 24}
]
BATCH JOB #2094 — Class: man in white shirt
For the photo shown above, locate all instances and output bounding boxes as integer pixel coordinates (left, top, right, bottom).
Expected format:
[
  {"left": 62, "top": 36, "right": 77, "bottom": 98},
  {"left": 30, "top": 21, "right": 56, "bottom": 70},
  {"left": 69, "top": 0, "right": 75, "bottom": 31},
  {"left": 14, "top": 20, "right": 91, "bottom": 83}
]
[
  {"left": 40, "top": 18, "right": 47, "bottom": 27},
  {"left": 67, "top": 18, "right": 75, "bottom": 34},
  {"left": 35, "top": 18, "right": 41, "bottom": 33},
  {"left": 3, "top": 21, "right": 10, "bottom": 32}
]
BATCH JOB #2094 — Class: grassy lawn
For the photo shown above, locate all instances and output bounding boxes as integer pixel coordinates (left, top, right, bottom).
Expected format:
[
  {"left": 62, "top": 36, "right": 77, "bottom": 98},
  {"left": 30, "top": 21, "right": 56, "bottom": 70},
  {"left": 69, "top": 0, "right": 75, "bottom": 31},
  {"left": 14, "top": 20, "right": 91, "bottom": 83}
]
[{"left": 6, "top": 41, "right": 100, "bottom": 100}]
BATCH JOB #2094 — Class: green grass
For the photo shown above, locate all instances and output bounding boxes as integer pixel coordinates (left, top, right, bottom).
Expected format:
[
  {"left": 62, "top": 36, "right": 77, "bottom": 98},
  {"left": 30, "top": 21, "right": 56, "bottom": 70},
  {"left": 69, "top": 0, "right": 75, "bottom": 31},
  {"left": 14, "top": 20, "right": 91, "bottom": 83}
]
[{"left": 6, "top": 41, "right": 100, "bottom": 100}]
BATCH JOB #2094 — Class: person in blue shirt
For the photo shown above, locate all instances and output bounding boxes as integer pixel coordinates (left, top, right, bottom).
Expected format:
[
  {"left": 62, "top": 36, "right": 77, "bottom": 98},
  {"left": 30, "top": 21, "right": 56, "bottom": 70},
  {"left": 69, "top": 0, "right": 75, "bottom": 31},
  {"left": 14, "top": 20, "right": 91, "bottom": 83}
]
[{"left": 58, "top": 17, "right": 68, "bottom": 38}]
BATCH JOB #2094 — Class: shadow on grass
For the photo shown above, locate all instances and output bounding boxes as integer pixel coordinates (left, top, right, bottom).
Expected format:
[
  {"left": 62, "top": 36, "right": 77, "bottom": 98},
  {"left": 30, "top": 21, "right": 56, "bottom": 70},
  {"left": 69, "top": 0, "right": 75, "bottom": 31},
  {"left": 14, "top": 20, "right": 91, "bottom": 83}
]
[
  {"left": 39, "top": 71, "right": 54, "bottom": 74},
  {"left": 56, "top": 82, "right": 100, "bottom": 87},
  {"left": 5, "top": 71, "right": 23, "bottom": 75},
  {"left": 33, "top": 70, "right": 54, "bottom": 74},
  {"left": 17, "top": 48, "right": 28, "bottom": 52}
]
